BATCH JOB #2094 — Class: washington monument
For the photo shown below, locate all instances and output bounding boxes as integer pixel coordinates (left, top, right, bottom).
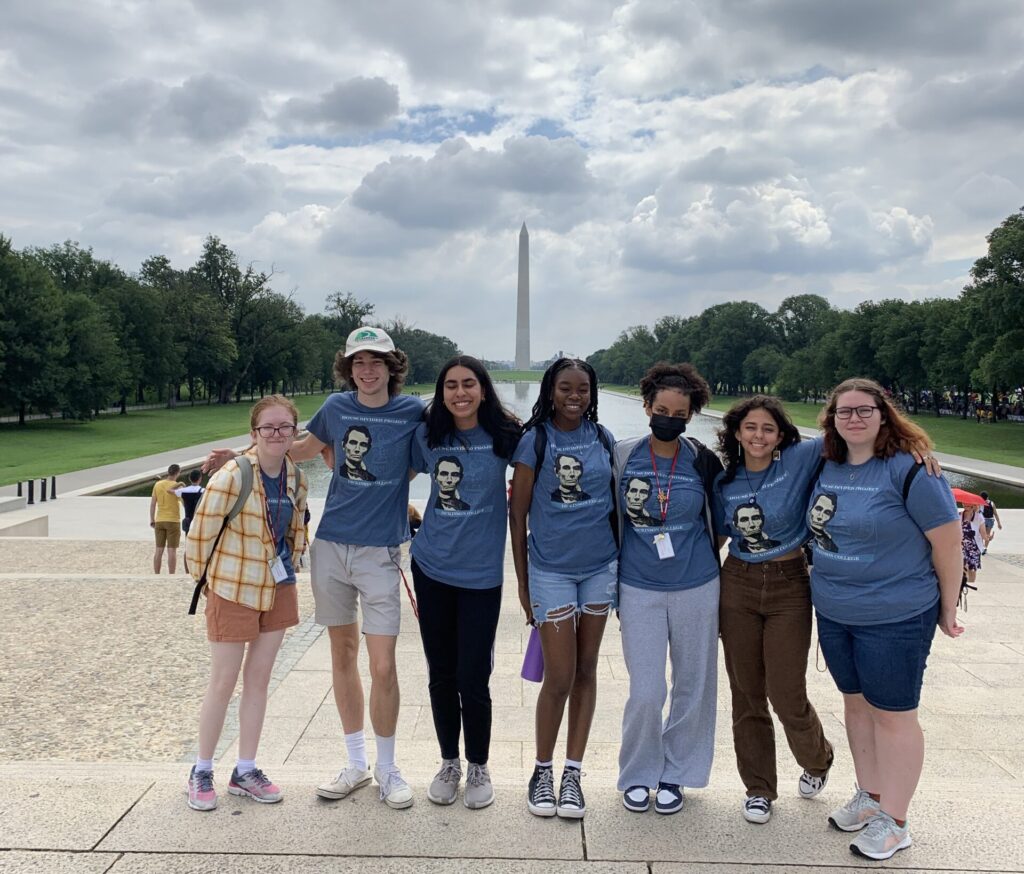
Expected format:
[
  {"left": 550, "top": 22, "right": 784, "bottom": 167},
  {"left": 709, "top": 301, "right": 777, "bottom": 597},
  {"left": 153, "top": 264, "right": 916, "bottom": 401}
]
[{"left": 515, "top": 222, "right": 530, "bottom": 370}]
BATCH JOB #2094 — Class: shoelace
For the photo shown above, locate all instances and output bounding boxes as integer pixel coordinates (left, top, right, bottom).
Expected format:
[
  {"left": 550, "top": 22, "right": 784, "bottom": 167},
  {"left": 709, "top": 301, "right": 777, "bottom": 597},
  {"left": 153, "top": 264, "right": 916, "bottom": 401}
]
[
  {"left": 436, "top": 760, "right": 462, "bottom": 784},
  {"left": 559, "top": 770, "right": 583, "bottom": 808},
  {"left": 859, "top": 812, "right": 895, "bottom": 840},
  {"left": 193, "top": 770, "right": 214, "bottom": 792},
  {"left": 845, "top": 786, "right": 876, "bottom": 813},
  {"left": 533, "top": 768, "right": 556, "bottom": 804},
  {"left": 240, "top": 767, "right": 272, "bottom": 788},
  {"left": 466, "top": 764, "right": 490, "bottom": 786},
  {"left": 801, "top": 772, "right": 825, "bottom": 791},
  {"left": 378, "top": 768, "right": 408, "bottom": 800},
  {"left": 745, "top": 796, "right": 770, "bottom": 814}
]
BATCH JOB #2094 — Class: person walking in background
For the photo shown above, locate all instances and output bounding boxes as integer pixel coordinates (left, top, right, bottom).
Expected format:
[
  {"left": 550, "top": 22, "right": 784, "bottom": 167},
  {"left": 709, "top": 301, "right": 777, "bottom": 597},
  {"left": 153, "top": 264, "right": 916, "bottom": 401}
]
[
  {"left": 979, "top": 491, "right": 1002, "bottom": 553},
  {"left": 809, "top": 378, "right": 962, "bottom": 861},
  {"left": 150, "top": 463, "right": 183, "bottom": 574},
  {"left": 410, "top": 356, "right": 521, "bottom": 810},
  {"left": 175, "top": 469, "right": 206, "bottom": 573},
  {"left": 614, "top": 362, "right": 722, "bottom": 817},
  {"left": 175, "top": 469, "right": 206, "bottom": 535},
  {"left": 509, "top": 358, "right": 618, "bottom": 820},
  {"left": 961, "top": 503, "right": 983, "bottom": 584},
  {"left": 185, "top": 395, "right": 308, "bottom": 811}
]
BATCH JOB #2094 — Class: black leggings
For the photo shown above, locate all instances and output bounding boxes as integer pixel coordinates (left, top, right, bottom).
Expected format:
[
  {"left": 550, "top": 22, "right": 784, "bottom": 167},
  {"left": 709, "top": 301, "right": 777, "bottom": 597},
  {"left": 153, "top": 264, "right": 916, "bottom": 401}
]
[{"left": 411, "top": 557, "right": 502, "bottom": 765}]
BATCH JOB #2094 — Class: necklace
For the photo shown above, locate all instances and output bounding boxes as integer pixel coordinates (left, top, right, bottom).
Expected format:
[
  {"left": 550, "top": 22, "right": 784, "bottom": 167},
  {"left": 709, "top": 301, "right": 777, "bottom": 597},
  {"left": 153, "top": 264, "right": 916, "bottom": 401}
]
[{"left": 741, "top": 462, "right": 772, "bottom": 505}]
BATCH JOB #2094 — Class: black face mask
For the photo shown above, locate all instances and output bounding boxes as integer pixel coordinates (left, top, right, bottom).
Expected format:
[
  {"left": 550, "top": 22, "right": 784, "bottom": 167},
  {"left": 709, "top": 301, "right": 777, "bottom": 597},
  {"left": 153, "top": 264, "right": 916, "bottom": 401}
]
[{"left": 649, "top": 414, "right": 687, "bottom": 441}]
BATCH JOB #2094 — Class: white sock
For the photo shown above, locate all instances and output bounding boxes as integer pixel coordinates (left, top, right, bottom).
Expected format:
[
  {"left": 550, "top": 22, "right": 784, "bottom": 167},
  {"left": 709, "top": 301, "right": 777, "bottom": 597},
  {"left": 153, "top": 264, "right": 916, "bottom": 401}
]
[
  {"left": 536, "top": 759, "right": 553, "bottom": 769},
  {"left": 235, "top": 758, "right": 256, "bottom": 774},
  {"left": 564, "top": 758, "right": 583, "bottom": 772},
  {"left": 195, "top": 757, "right": 214, "bottom": 773},
  {"left": 375, "top": 734, "right": 396, "bottom": 769},
  {"left": 345, "top": 730, "right": 368, "bottom": 771}
]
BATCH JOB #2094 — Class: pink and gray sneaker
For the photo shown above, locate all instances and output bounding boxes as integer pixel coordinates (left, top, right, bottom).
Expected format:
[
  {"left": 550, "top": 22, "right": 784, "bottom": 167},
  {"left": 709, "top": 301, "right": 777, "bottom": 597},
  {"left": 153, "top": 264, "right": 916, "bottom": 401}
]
[
  {"left": 187, "top": 766, "right": 217, "bottom": 811},
  {"left": 228, "top": 767, "right": 283, "bottom": 803}
]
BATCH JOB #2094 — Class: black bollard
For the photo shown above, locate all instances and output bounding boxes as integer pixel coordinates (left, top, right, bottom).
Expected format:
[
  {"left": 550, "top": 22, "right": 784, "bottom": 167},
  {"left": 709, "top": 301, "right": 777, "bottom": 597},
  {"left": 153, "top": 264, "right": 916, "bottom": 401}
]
[
  {"left": 27, "top": 480, "right": 34, "bottom": 505},
  {"left": 51, "top": 475, "right": 57, "bottom": 500},
  {"left": 17, "top": 482, "right": 22, "bottom": 497},
  {"left": 40, "top": 478, "right": 47, "bottom": 501}
]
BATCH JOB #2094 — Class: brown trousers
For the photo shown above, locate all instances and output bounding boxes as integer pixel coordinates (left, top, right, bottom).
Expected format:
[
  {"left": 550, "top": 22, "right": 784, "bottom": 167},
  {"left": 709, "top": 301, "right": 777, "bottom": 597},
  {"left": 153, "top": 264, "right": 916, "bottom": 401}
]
[{"left": 719, "top": 554, "right": 833, "bottom": 800}]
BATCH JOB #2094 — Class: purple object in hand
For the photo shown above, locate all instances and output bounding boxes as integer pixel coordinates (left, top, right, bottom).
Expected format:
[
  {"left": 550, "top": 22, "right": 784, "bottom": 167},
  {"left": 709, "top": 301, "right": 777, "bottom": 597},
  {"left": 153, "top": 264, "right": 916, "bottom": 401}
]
[{"left": 521, "top": 626, "right": 544, "bottom": 682}]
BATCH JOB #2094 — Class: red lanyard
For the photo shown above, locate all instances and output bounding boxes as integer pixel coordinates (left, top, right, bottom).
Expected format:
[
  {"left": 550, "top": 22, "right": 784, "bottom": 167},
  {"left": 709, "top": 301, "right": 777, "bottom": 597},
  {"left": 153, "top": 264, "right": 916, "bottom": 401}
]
[
  {"left": 648, "top": 438, "right": 680, "bottom": 524},
  {"left": 263, "top": 466, "right": 287, "bottom": 546}
]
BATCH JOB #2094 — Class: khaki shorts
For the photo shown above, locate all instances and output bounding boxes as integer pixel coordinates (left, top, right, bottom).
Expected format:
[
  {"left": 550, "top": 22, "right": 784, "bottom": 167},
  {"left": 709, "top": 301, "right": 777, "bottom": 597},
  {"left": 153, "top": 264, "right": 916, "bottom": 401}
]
[
  {"left": 310, "top": 539, "right": 402, "bottom": 635},
  {"left": 154, "top": 521, "right": 180, "bottom": 548},
  {"left": 205, "top": 585, "right": 299, "bottom": 643}
]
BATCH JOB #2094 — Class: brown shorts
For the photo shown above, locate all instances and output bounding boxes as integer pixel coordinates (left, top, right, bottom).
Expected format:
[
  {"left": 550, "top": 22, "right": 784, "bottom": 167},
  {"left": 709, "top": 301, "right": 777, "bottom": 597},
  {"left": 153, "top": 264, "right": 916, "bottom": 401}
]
[
  {"left": 205, "top": 585, "right": 300, "bottom": 643},
  {"left": 154, "top": 521, "right": 180, "bottom": 548}
]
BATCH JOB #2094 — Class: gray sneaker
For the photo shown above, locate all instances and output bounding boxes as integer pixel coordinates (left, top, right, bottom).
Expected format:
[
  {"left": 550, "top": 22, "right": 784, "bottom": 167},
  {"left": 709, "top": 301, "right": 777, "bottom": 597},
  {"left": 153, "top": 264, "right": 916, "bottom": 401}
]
[
  {"left": 464, "top": 762, "right": 494, "bottom": 809},
  {"left": 427, "top": 758, "right": 462, "bottom": 806},
  {"left": 850, "top": 812, "right": 912, "bottom": 860},
  {"left": 828, "top": 785, "right": 881, "bottom": 832}
]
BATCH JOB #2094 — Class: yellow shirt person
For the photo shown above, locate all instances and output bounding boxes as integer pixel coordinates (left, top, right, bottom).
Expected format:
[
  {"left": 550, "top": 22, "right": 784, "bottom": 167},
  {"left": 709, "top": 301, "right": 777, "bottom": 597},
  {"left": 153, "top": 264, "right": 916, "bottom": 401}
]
[{"left": 150, "top": 464, "right": 183, "bottom": 573}]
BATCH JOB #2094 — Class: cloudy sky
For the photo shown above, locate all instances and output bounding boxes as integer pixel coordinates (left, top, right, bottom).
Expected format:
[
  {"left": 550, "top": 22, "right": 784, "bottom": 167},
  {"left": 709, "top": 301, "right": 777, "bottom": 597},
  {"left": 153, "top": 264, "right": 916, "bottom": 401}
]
[{"left": 3, "top": 1, "right": 1023, "bottom": 361}]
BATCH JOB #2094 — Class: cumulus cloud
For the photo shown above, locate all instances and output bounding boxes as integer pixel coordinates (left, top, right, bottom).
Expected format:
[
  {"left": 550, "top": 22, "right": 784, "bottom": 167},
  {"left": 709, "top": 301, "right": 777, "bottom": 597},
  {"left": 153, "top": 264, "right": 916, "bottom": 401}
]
[
  {"left": 279, "top": 76, "right": 400, "bottom": 133},
  {"left": 621, "top": 180, "right": 932, "bottom": 275},
  {"left": 351, "top": 135, "right": 595, "bottom": 230},
  {"left": 108, "top": 156, "right": 284, "bottom": 218},
  {"left": 163, "top": 74, "right": 262, "bottom": 142}
]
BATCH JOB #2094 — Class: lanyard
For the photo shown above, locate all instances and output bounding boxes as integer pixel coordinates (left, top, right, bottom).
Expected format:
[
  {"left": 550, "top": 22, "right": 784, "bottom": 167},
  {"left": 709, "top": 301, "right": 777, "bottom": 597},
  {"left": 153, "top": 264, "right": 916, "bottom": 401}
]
[
  {"left": 263, "top": 466, "right": 287, "bottom": 547},
  {"left": 648, "top": 438, "right": 680, "bottom": 525}
]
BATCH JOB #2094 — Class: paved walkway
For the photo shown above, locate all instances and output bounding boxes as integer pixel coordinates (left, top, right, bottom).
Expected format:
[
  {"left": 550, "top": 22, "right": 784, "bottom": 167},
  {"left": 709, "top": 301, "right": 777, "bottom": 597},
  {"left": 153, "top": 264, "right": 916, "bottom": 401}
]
[{"left": 1, "top": 422, "right": 1024, "bottom": 871}]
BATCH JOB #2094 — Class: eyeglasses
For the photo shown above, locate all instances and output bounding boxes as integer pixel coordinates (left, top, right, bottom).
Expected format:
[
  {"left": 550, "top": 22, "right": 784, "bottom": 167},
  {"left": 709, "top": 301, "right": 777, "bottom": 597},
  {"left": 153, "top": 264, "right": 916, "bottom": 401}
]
[
  {"left": 835, "top": 406, "right": 879, "bottom": 420},
  {"left": 254, "top": 424, "right": 297, "bottom": 437}
]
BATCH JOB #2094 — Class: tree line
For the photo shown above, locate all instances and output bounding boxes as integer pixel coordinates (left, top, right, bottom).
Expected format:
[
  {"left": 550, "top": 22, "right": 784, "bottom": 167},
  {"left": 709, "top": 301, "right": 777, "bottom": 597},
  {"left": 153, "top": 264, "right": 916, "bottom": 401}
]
[
  {"left": 588, "top": 208, "right": 1024, "bottom": 415},
  {"left": 0, "top": 235, "right": 459, "bottom": 425}
]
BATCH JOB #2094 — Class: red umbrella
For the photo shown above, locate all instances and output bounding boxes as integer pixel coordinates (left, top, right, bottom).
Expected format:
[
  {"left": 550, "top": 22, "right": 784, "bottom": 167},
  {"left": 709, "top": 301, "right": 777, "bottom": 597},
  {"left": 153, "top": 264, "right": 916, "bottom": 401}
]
[{"left": 951, "top": 487, "right": 984, "bottom": 506}]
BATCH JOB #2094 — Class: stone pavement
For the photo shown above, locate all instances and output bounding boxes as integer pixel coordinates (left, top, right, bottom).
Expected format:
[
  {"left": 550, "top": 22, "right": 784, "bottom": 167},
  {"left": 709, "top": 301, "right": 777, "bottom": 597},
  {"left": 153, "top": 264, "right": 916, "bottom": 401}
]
[{"left": 2, "top": 437, "right": 1024, "bottom": 872}]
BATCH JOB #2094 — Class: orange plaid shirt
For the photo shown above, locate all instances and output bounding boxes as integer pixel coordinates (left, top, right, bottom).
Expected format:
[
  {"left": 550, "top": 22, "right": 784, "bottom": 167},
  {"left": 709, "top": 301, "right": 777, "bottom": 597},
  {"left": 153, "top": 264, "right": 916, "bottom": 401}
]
[{"left": 186, "top": 450, "right": 308, "bottom": 612}]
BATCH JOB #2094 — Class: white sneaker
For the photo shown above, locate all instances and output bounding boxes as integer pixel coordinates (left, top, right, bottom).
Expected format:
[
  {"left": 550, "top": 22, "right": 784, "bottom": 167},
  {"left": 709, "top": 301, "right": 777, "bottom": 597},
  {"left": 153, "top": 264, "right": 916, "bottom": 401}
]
[
  {"left": 374, "top": 763, "right": 414, "bottom": 809},
  {"left": 316, "top": 765, "right": 372, "bottom": 800},
  {"left": 850, "top": 812, "right": 912, "bottom": 860},
  {"left": 798, "top": 766, "right": 829, "bottom": 798},
  {"left": 828, "top": 785, "right": 881, "bottom": 831}
]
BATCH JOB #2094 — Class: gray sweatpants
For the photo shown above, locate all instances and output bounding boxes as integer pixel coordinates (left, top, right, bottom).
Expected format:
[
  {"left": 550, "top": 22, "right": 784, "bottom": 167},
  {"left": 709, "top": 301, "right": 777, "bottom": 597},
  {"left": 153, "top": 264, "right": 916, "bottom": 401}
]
[{"left": 617, "top": 577, "right": 720, "bottom": 790}]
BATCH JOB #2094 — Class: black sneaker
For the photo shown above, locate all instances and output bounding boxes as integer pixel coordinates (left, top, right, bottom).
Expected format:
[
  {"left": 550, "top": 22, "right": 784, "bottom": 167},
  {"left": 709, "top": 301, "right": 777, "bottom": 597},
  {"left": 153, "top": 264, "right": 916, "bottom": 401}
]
[
  {"left": 556, "top": 767, "right": 585, "bottom": 819},
  {"left": 527, "top": 765, "right": 556, "bottom": 817}
]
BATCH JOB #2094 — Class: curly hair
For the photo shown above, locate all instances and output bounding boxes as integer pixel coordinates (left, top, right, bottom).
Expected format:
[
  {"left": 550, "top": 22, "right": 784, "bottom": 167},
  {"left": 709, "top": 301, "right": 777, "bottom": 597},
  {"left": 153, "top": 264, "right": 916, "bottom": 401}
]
[
  {"left": 639, "top": 361, "right": 710, "bottom": 412},
  {"left": 523, "top": 358, "right": 599, "bottom": 431},
  {"left": 333, "top": 348, "right": 409, "bottom": 397},
  {"left": 819, "top": 377, "right": 933, "bottom": 462},
  {"left": 716, "top": 395, "right": 803, "bottom": 484}
]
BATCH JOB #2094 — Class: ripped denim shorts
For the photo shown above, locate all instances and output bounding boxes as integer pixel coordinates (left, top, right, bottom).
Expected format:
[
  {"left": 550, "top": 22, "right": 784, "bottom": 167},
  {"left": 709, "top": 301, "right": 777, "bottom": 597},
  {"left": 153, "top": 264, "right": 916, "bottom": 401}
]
[{"left": 528, "top": 559, "right": 618, "bottom": 626}]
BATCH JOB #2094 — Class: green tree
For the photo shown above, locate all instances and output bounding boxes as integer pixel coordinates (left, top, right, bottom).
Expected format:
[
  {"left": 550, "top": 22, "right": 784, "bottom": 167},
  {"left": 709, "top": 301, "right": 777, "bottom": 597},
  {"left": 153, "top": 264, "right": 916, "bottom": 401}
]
[
  {"left": 0, "top": 239, "right": 68, "bottom": 424},
  {"left": 59, "top": 291, "right": 124, "bottom": 418}
]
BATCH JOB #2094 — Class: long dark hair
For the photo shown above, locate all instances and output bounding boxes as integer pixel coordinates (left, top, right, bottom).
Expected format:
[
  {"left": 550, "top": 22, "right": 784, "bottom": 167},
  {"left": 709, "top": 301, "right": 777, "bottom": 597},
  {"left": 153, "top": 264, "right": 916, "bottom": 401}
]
[
  {"left": 716, "top": 395, "right": 803, "bottom": 484},
  {"left": 425, "top": 356, "right": 522, "bottom": 459},
  {"left": 523, "top": 358, "right": 599, "bottom": 432}
]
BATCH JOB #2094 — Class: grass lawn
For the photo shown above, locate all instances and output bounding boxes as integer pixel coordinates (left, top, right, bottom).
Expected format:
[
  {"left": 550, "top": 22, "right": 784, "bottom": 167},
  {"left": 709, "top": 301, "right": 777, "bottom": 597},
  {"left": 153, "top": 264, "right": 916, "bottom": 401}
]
[
  {"left": 0, "top": 387, "right": 436, "bottom": 485},
  {"left": 489, "top": 370, "right": 544, "bottom": 381}
]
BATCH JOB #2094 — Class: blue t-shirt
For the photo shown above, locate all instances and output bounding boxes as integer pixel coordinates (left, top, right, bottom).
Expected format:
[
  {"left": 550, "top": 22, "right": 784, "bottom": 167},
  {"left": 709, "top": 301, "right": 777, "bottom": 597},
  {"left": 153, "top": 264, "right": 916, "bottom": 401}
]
[
  {"left": 512, "top": 420, "right": 617, "bottom": 575},
  {"left": 410, "top": 423, "right": 511, "bottom": 589},
  {"left": 714, "top": 437, "right": 824, "bottom": 562},
  {"left": 306, "top": 391, "right": 425, "bottom": 547},
  {"left": 619, "top": 438, "right": 719, "bottom": 591},
  {"left": 261, "top": 469, "right": 296, "bottom": 584},
  {"left": 806, "top": 451, "right": 958, "bottom": 625}
]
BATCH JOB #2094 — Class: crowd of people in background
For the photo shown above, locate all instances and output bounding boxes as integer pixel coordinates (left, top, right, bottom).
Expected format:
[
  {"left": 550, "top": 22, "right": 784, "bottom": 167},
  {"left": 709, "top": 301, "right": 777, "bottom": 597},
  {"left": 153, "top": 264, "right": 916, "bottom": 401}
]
[{"left": 162, "top": 326, "right": 999, "bottom": 864}]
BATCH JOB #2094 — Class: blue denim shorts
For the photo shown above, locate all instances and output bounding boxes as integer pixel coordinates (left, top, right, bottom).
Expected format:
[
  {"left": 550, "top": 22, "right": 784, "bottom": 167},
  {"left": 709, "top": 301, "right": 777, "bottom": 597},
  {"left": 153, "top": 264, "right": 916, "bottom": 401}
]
[
  {"left": 815, "top": 601, "right": 939, "bottom": 712},
  {"left": 528, "top": 559, "right": 618, "bottom": 625}
]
